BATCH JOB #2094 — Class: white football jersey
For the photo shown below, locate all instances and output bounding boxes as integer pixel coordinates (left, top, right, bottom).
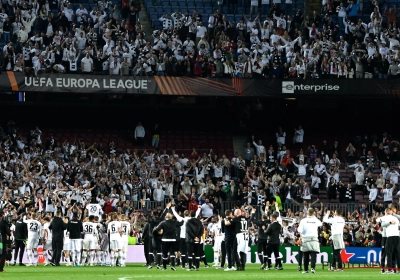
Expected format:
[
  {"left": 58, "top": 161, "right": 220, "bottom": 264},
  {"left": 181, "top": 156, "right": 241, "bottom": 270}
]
[
  {"left": 83, "top": 221, "right": 98, "bottom": 236},
  {"left": 211, "top": 221, "right": 224, "bottom": 238},
  {"left": 26, "top": 219, "right": 42, "bottom": 237},
  {"left": 120, "top": 221, "right": 131, "bottom": 241},
  {"left": 43, "top": 222, "right": 52, "bottom": 241},
  {"left": 86, "top": 204, "right": 103, "bottom": 219},
  {"left": 107, "top": 221, "right": 121, "bottom": 241}
]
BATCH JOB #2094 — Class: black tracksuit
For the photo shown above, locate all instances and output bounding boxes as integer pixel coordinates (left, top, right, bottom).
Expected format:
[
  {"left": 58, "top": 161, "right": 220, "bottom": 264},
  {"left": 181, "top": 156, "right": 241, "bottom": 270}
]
[
  {"left": 223, "top": 218, "right": 235, "bottom": 269},
  {"left": 154, "top": 218, "right": 183, "bottom": 269},
  {"left": 13, "top": 219, "right": 28, "bottom": 264},
  {"left": 251, "top": 214, "right": 270, "bottom": 265},
  {"left": 265, "top": 221, "right": 282, "bottom": 268},
  {"left": 186, "top": 218, "right": 203, "bottom": 269},
  {"left": 144, "top": 206, "right": 167, "bottom": 266},
  {"left": 49, "top": 216, "right": 67, "bottom": 266},
  {"left": 0, "top": 218, "right": 11, "bottom": 271},
  {"left": 142, "top": 223, "right": 150, "bottom": 265}
]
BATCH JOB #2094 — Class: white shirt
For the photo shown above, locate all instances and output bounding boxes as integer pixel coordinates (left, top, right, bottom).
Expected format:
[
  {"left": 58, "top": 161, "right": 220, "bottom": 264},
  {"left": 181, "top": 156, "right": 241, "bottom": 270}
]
[
  {"left": 383, "top": 186, "right": 395, "bottom": 202},
  {"left": 83, "top": 221, "right": 97, "bottom": 237},
  {"left": 201, "top": 203, "right": 214, "bottom": 217},
  {"left": 381, "top": 215, "right": 400, "bottom": 237},
  {"left": 120, "top": 220, "right": 131, "bottom": 242},
  {"left": 323, "top": 215, "right": 345, "bottom": 235},
  {"left": 81, "top": 56, "right": 93, "bottom": 72},
  {"left": 293, "top": 163, "right": 308, "bottom": 176},
  {"left": 107, "top": 221, "right": 121, "bottom": 241},
  {"left": 253, "top": 141, "right": 265, "bottom": 156},
  {"left": 367, "top": 186, "right": 378, "bottom": 201},
  {"left": 298, "top": 216, "right": 322, "bottom": 238},
  {"left": 25, "top": 219, "right": 42, "bottom": 237},
  {"left": 43, "top": 222, "right": 52, "bottom": 241},
  {"left": 134, "top": 125, "right": 145, "bottom": 138},
  {"left": 86, "top": 203, "right": 103, "bottom": 219},
  {"left": 211, "top": 220, "right": 224, "bottom": 239}
]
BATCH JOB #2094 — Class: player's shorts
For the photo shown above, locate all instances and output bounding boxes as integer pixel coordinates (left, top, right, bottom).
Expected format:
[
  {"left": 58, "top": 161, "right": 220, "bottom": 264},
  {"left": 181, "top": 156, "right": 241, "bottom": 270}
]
[
  {"left": 63, "top": 238, "right": 70, "bottom": 250},
  {"left": 236, "top": 232, "right": 249, "bottom": 254},
  {"left": 120, "top": 241, "right": 128, "bottom": 252},
  {"left": 83, "top": 236, "right": 97, "bottom": 250},
  {"left": 44, "top": 240, "right": 52, "bottom": 250},
  {"left": 69, "top": 239, "right": 82, "bottom": 251},
  {"left": 110, "top": 240, "right": 120, "bottom": 251},
  {"left": 213, "top": 236, "right": 224, "bottom": 251},
  {"left": 27, "top": 236, "right": 39, "bottom": 249}
]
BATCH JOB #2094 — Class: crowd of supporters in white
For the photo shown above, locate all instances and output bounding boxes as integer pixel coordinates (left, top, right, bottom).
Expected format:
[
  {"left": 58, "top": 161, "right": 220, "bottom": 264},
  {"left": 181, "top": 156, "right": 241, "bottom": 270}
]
[{"left": 0, "top": 0, "right": 400, "bottom": 78}]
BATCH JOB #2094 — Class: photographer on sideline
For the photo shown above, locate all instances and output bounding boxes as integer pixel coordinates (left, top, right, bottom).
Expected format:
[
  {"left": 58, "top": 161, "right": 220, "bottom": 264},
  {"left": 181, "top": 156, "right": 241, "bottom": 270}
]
[{"left": 0, "top": 209, "right": 11, "bottom": 272}]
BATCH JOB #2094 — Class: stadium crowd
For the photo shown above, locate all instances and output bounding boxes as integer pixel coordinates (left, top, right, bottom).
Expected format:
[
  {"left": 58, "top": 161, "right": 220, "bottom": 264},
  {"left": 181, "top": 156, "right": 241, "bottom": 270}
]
[
  {"left": 0, "top": 120, "right": 399, "bottom": 258},
  {"left": 1, "top": 0, "right": 400, "bottom": 78}
]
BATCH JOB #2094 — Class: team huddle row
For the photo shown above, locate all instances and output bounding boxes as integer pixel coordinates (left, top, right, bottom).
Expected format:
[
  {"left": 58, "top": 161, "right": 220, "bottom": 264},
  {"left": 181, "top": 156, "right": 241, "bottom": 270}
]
[
  {"left": 143, "top": 200, "right": 341, "bottom": 273},
  {"left": 12, "top": 204, "right": 133, "bottom": 267}
]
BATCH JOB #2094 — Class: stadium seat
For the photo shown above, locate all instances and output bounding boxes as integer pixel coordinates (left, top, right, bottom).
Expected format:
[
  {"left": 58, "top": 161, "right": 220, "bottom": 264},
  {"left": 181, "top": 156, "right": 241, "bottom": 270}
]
[
  {"left": 227, "top": 14, "right": 235, "bottom": 22},
  {"left": 196, "top": 7, "right": 205, "bottom": 13},
  {"left": 155, "top": 6, "right": 163, "bottom": 13},
  {"left": 204, "top": 7, "right": 213, "bottom": 14},
  {"left": 170, "top": 1, "right": 178, "bottom": 6},
  {"left": 147, "top": 6, "right": 156, "bottom": 13}
]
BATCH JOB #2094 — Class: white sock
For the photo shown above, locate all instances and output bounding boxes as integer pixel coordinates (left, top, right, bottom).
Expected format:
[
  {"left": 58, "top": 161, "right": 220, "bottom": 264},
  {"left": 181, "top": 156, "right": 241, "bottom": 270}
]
[
  {"left": 117, "top": 251, "right": 122, "bottom": 263},
  {"left": 121, "top": 250, "right": 127, "bottom": 265},
  {"left": 89, "top": 251, "right": 95, "bottom": 265},
  {"left": 96, "top": 252, "right": 102, "bottom": 264},
  {"left": 76, "top": 250, "right": 81, "bottom": 264},
  {"left": 111, "top": 251, "right": 116, "bottom": 266},
  {"left": 214, "top": 252, "right": 219, "bottom": 264},
  {"left": 33, "top": 250, "right": 38, "bottom": 264},
  {"left": 27, "top": 250, "right": 33, "bottom": 264},
  {"left": 71, "top": 251, "right": 76, "bottom": 264},
  {"left": 82, "top": 251, "right": 87, "bottom": 264}
]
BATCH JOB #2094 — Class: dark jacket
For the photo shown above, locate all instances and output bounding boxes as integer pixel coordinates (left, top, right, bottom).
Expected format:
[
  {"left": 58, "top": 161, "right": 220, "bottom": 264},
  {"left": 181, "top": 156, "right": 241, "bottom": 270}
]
[
  {"left": 143, "top": 206, "right": 167, "bottom": 238},
  {"left": 49, "top": 216, "right": 67, "bottom": 240},
  {"left": 142, "top": 223, "right": 150, "bottom": 240},
  {"left": 251, "top": 214, "right": 269, "bottom": 241},
  {"left": 186, "top": 218, "right": 203, "bottom": 243},
  {"left": 14, "top": 219, "right": 28, "bottom": 240},
  {"left": 265, "top": 221, "right": 281, "bottom": 244},
  {"left": 153, "top": 219, "right": 179, "bottom": 241},
  {"left": 0, "top": 218, "right": 11, "bottom": 257}
]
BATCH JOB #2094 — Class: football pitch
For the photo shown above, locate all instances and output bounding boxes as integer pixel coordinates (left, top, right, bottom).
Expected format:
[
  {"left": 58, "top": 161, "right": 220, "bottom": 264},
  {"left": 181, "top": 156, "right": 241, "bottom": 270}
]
[{"left": 0, "top": 263, "right": 396, "bottom": 279}]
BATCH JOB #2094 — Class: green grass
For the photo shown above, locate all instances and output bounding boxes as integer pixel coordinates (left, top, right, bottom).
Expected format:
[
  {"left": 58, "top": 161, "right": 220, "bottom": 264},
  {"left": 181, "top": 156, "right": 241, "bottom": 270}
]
[{"left": 0, "top": 263, "right": 395, "bottom": 279}]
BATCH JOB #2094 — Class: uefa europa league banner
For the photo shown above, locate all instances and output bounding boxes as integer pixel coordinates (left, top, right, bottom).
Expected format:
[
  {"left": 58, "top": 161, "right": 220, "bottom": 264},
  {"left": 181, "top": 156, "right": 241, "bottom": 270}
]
[{"left": 1, "top": 72, "right": 399, "bottom": 96}]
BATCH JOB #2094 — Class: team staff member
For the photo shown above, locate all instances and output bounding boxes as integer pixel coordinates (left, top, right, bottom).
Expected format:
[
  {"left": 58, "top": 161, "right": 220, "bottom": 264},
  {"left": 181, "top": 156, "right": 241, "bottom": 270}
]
[
  {"left": 377, "top": 213, "right": 389, "bottom": 273},
  {"left": 67, "top": 212, "right": 83, "bottom": 266},
  {"left": 250, "top": 206, "right": 270, "bottom": 269},
  {"left": 185, "top": 209, "right": 203, "bottom": 271},
  {"left": 265, "top": 213, "right": 283, "bottom": 270},
  {"left": 0, "top": 210, "right": 11, "bottom": 272},
  {"left": 323, "top": 209, "right": 345, "bottom": 272},
  {"left": 225, "top": 208, "right": 249, "bottom": 271},
  {"left": 298, "top": 208, "right": 322, "bottom": 274},
  {"left": 381, "top": 208, "right": 400, "bottom": 274},
  {"left": 142, "top": 221, "right": 151, "bottom": 267},
  {"left": 12, "top": 215, "right": 28, "bottom": 266},
  {"left": 153, "top": 203, "right": 183, "bottom": 271},
  {"left": 223, "top": 210, "right": 235, "bottom": 271},
  {"left": 142, "top": 200, "right": 167, "bottom": 269},
  {"left": 172, "top": 204, "right": 201, "bottom": 269},
  {"left": 49, "top": 210, "right": 67, "bottom": 266}
]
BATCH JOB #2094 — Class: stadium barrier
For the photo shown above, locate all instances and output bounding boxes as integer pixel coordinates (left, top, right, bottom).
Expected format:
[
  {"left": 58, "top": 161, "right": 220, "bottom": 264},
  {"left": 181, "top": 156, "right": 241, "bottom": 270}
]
[
  {"left": 2, "top": 73, "right": 399, "bottom": 96},
  {"left": 25, "top": 245, "right": 381, "bottom": 264}
]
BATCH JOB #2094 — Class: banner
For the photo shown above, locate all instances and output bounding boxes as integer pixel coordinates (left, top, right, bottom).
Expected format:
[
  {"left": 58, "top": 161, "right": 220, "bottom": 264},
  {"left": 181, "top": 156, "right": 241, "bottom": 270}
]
[
  {"left": 21, "top": 245, "right": 380, "bottom": 264},
  {"left": 256, "top": 79, "right": 400, "bottom": 97},
  {"left": 0, "top": 73, "right": 254, "bottom": 96},
  {"left": 22, "top": 245, "right": 146, "bottom": 264},
  {"left": 2, "top": 72, "right": 400, "bottom": 96},
  {"left": 205, "top": 245, "right": 332, "bottom": 264}
]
